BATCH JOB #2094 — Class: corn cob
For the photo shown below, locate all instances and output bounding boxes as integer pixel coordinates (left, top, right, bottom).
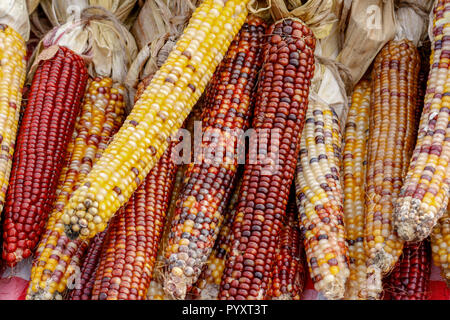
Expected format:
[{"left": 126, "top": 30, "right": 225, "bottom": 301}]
[
  {"left": 219, "top": 18, "right": 316, "bottom": 300},
  {"left": 61, "top": 0, "right": 250, "bottom": 241},
  {"left": 91, "top": 144, "right": 177, "bottom": 300},
  {"left": 163, "top": 16, "right": 266, "bottom": 300},
  {"left": 27, "top": 78, "right": 127, "bottom": 300},
  {"left": 384, "top": 241, "right": 431, "bottom": 300},
  {"left": 394, "top": 0, "right": 450, "bottom": 242},
  {"left": 2, "top": 46, "right": 89, "bottom": 267},
  {"left": 191, "top": 173, "right": 243, "bottom": 300},
  {"left": 364, "top": 39, "right": 420, "bottom": 279},
  {"left": 342, "top": 79, "right": 371, "bottom": 300},
  {"left": 0, "top": 25, "right": 27, "bottom": 216},
  {"left": 295, "top": 99, "right": 349, "bottom": 300},
  {"left": 68, "top": 229, "right": 108, "bottom": 300},
  {"left": 267, "top": 193, "right": 306, "bottom": 300},
  {"left": 431, "top": 206, "right": 450, "bottom": 285}
]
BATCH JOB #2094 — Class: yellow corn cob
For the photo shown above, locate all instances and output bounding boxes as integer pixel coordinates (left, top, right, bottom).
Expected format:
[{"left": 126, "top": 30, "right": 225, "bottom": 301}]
[
  {"left": 394, "top": 0, "right": 450, "bottom": 242},
  {"left": 295, "top": 100, "right": 350, "bottom": 300},
  {"left": 0, "top": 24, "right": 26, "bottom": 214},
  {"left": 431, "top": 205, "right": 450, "bottom": 285},
  {"left": 364, "top": 40, "right": 420, "bottom": 297},
  {"left": 27, "top": 78, "right": 127, "bottom": 300},
  {"left": 342, "top": 79, "right": 371, "bottom": 300},
  {"left": 61, "top": 0, "right": 250, "bottom": 241}
]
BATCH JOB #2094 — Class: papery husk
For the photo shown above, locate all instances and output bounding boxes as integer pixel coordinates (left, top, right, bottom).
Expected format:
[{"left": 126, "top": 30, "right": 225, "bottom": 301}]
[
  {"left": 0, "top": 0, "right": 30, "bottom": 41},
  {"left": 337, "top": 0, "right": 397, "bottom": 87},
  {"left": 39, "top": 0, "right": 137, "bottom": 27},
  {"left": 27, "top": 0, "right": 40, "bottom": 14},
  {"left": 29, "top": 5, "right": 53, "bottom": 38},
  {"left": 29, "top": 6, "right": 137, "bottom": 86},
  {"left": 126, "top": 0, "right": 201, "bottom": 104},
  {"left": 394, "top": 0, "right": 433, "bottom": 46}
]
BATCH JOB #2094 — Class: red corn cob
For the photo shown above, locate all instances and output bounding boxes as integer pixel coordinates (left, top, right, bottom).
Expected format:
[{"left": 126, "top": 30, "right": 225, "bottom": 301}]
[
  {"left": 68, "top": 230, "right": 108, "bottom": 300},
  {"left": 2, "top": 46, "right": 88, "bottom": 266},
  {"left": 384, "top": 241, "right": 431, "bottom": 300},
  {"left": 163, "top": 17, "right": 266, "bottom": 299},
  {"left": 267, "top": 191, "right": 306, "bottom": 300},
  {"left": 219, "top": 18, "right": 316, "bottom": 300},
  {"left": 91, "top": 143, "right": 177, "bottom": 300}
]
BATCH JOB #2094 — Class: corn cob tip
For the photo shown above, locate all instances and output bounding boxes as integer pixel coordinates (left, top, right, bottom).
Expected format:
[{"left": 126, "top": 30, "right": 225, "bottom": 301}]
[
  {"left": 319, "top": 278, "right": 346, "bottom": 300},
  {"left": 369, "top": 248, "right": 396, "bottom": 275},
  {"left": 163, "top": 274, "right": 188, "bottom": 300},
  {"left": 365, "top": 265, "right": 383, "bottom": 300},
  {"left": 394, "top": 198, "right": 441, "bottom": 242},
  {"left": 198, "top": 284, "right": 220, "bottom": 300},
  {"left": 26, "top": 289, "right": 63, "bottom": 300}
]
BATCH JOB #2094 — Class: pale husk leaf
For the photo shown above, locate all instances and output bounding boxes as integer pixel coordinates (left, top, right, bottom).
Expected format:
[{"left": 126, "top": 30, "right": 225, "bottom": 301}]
[
  {"left": 27, "top": 0, "right": 41, "bottom": 14},
  {"left": 394, "top": 0, "right": 433, "bottom": 45},
  {"left": 0, "top": 0, "right": 30, "bottom": 40}
]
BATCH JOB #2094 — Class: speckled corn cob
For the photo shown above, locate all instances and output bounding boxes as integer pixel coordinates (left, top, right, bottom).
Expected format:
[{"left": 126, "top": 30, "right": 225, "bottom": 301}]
[
  {"left": 295, "top": 100, "right": 349, "bottom": 300},
  {"left": 267, "top": 192, "right": 306, "bottom": 300},
  {"left": 342, "top": 80, "right": 371, "bottom": 300},
  {"left": 26, "top": 78, "right": 126, "bottom": 300},
  {"left": 0, "top": 25, "right": 26, "bottom": 216},
  {"left": 384, "top": 240, "right": 431, "bottom": 300},
  {"left": 68, "top": 230, "right": 108, "bottom": 300},
  {"left": 61, "top": 0, "right": 250, "bottom": 241},
  {"left": 394, "top": 0, "right": 450, "bottom": 242},
  {"left": 163, "top": 17, "right": 266, "bottom": 300},
  {"left": 191, "top": 174, "right": 243, "bottom": 300},
  {"left": 219, "top": 18, "right": 316, "bottom": 300},
  {"left": 364, "top": 40, "right": 420, "bottom": 282},
  {"left": 431, "top": 206, "right": 450, "bottom": 285}
]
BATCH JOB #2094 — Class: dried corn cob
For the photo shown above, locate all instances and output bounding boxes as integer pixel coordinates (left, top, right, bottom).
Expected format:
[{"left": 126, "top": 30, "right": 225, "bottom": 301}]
[
  {"left": 27, "top": 78, "right": 127, "bottom": 300},
  {"left": 384, "top": 241, "right": 431, "bottom": 300},
  {"left": 295, "top": 99, "right": 349, "bottom": 300},
  {"left": 2, "top": 46, "right": 89, "bottom": 267},
  {"left": 163, "top": 16, "right": 266, "bottom": 300},
  {"left": 394, "top": 0, "right": 450, "bottom": 242},
  {"left": 364, "top": 39, "right": 420, "bottom": 280},
  {"left": 0, "top": 25, "right": 27, "bottom": 216},
  {"left": 431, "top": 207, "right": 450, "bottom": 285},
  {"left": 191, "top": 174, "right": 243, "bottom": 300},
  {"left": 68, "top": 230, "right": 108, "bottom": 300},
  {"left": 342, "top": 79, "right": 371, "bottom": 300},
  {"left": 267, "top": 193, "right": 306, "bottom": 300},
  {"left": 61, "top": 0, "right": 250, "bottom": 241},
  {"left": 91, "top": 144, "right": 177, "bottom": 300},
  {"left": 219, "top": 18, "right": 316, "bottom": 300}
]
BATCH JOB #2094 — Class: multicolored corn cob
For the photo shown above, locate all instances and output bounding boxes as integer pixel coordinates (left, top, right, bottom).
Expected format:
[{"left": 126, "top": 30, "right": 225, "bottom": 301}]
[
  {"left": 267, "top": 193, "right": 306, "bottom": 300},
  {"left": 384, "top": 241, "right": 431, "bottom": 300},
  {"left": 219, "top": 18, "right": 316, "bottom": 300},
  {"left": 190, "top": 174, "right": 242, "bottom": 300},
  {"left": 61, "top": 0, "right": 250, "bottom": 241},
  {"left": 91, "top": 144, "right": 177, "bottom": 300},
  {"left": 431, "top": 206, "right": 450, "bottom": 285},
  {"left": 364, "top": 40, "right": 420, "bottom": 282},
  {"left": 2, "top": 46, "right": 89, "bottom": 267},
  {"left": 394, "top": 0, "right": 450, "bottom": 242},
  {"left": 0, "top": 25, "right": 27, "bottom": 216},
  {"left": 68, "top": 230, "right": 108, "bottom": 300},
  {"left": 27, "top": 78, "right": 127, "bottom": 300},
  {"left": 295, "top": 99, "right": 349, "bottom": 300},
  {"left": 342, "top": 79, "right": 371, "bottom": 300},
  {"left": 163, "top": 16, "right": 266, "bottom": 300}
]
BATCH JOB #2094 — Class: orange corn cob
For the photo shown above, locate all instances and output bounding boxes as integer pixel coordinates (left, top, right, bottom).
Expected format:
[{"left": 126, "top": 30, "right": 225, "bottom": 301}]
[
  {"left": 163, "top": 17, "right": 266, "bottom": 299},
  {"left": 342, "top": 80, "right": 371, "bottom": 300},
  {"left": 431, "top": 205, "right": 450, "bottom": 285},
  {"left": 26, "top": 78, "right": 127, "bottom": 300},
  {"left": 91, "top": 144, "right": 177, "bottom": 300},
  {"left": 68, "top": 230, "right": 108, "bottom": 300},
  {"left": 394, "top": 0, "right": 450, "bottom": 242},
  {"left": 219, "top": 18, "right": 316, "bottom": 300},
  {"left": 2, "top": 46, "right": 89, "bottom": 267},
  {"left": 267, "top": 192, "right": 306, "bottom": 300},
  {"left": 364, "top": 40, "right": 420, "bottom": 288}
]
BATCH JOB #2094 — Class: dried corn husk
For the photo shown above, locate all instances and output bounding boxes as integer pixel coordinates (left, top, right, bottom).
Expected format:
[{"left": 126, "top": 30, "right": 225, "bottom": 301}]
[
  {"left": 126, "top": 0, "right": 201, "bottom": 104},
  {"left": 337, "top": 0, "right": 397, "bottom": 87},
  {"left": 395, "top": 0, "right": 433, "bottom": 45},
  {"left": 0, "top": 0, "right": 30, "bottom": 40},
  {"left": 29, "top": 6, "right": 137, "bottom": 86},
  {"left": 27, "top": 0, "right": 40, "bottom": 14}
]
